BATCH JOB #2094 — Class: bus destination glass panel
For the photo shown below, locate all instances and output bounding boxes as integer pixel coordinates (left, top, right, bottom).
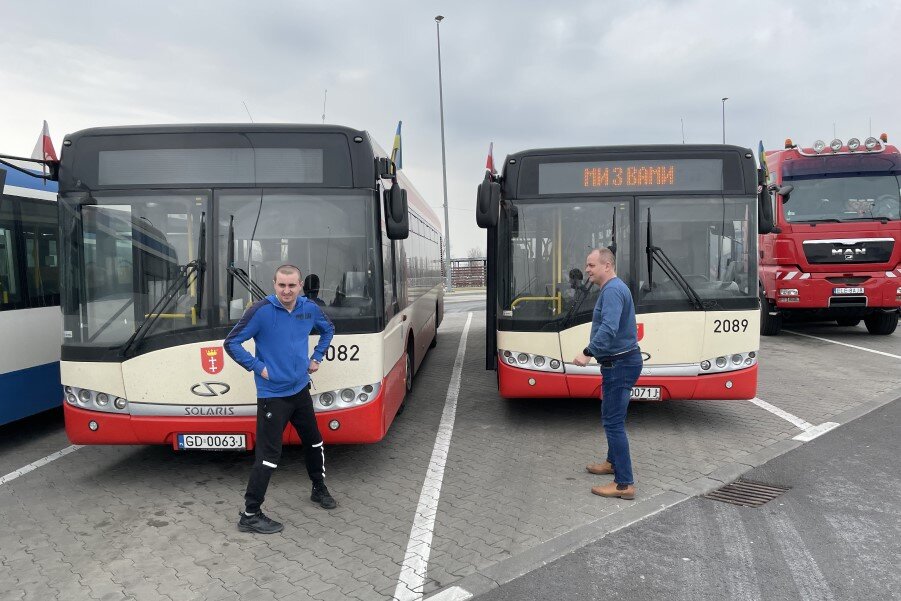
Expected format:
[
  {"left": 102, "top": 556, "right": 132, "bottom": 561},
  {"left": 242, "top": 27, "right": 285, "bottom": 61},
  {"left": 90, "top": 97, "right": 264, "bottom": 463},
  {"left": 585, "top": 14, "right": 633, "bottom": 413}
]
[{"left": 538, "top": 158, "right": 724, "bottom": 194}]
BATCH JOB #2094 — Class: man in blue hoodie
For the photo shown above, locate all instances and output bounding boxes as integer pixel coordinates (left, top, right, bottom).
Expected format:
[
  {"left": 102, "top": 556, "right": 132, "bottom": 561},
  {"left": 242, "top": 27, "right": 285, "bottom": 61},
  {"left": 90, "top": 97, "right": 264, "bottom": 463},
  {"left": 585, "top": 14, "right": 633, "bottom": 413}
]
[{"left": 225, "top": 264, "right": 336, "bottom": 534}]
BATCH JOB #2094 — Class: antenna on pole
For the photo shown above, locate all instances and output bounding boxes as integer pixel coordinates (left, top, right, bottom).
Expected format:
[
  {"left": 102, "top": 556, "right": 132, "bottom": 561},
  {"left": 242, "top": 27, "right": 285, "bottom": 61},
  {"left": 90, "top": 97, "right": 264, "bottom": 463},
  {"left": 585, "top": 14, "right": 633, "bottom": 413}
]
[
  {"left": 869, "top": 117, "right": 872, "bottom": 137},
  {"left": 681, "top": 118, "right": 685, "bottom": 144},
  {"left": 242, "top": 101, "right": 254, "bottom": 123},
  {"left": 322, "top": 89, "right": 328, "bottom": 124},
  {"left": 833, "top": 122, "right": 836, "bottom": 138}
]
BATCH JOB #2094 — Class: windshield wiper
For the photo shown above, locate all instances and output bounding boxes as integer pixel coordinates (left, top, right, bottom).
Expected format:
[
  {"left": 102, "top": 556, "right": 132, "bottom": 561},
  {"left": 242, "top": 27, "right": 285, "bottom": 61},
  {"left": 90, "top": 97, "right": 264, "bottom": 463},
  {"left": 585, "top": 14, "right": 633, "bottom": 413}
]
[
  {"left": 646, "top": 207, "right": 704, "bottom": 311},
  {"left": 121, "top": 213, "right": 207, "bottom": 357},
  {"left": 226, "top": 214, "right": 266, "bottom": 303},
  {"left": 794, "top": 218, "right": 843, "bottom": 223}
]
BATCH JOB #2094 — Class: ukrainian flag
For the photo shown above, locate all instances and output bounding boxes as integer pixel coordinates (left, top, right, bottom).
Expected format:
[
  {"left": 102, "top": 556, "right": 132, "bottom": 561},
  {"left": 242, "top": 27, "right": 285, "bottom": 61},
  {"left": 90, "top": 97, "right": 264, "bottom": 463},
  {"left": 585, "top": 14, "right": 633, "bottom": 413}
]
[
  {"left": 758, "top": 140, "right": 769, "bottom": 183},
  {"left": 391, "top": 121, "right": 402, "bottom": 171}
]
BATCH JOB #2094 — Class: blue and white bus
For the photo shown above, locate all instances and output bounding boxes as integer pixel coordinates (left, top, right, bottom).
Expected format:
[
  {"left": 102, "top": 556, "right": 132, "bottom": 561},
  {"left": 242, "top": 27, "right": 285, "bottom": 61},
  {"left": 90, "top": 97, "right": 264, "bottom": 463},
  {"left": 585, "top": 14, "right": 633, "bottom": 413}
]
[{"left": 0, "top": 163, "right": 62, "bottom": 425}]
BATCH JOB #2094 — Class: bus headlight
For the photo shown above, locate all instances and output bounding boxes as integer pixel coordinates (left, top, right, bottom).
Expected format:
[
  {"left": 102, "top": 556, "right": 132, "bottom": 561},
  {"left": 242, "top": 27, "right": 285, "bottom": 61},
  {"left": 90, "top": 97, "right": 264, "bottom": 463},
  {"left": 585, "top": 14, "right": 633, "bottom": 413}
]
[
  {"left": 114, "top": 397, "right": 127, "bottom": 410},
  {"left": 847, "top": 138, "right": 861, "bottom": 151},
  {"left": 498, "top": 349, "right": 565, "bottom": 373},
  {"left": 700, "top": 360, "right": 711, "bottom": 370},
  {"left": 78, "top": 389, "right": 93, "bottom": 405},
  {"left": 715, "top": 356, "right": 728, "bottom": 368},
  {"left": 533, "top": 355, "right": 546, "bottom": 367},
  {"left": 549, "top": 359, "right": 561, "bottom": 369},
  {"left": 731, "top": 354, "right": 743, "bottom": 365},
  {"left": 96, "top": 393, "right": 110, "bottom": 407},
  {"left": 66, "top": 393, "right": 78, "bottom": 405},
  {"left": 701, "top": 351, "right": 758, "bottom": 374},
  {"left": 314, "top": 382, "right": 381, "bottom": 412},
  {"left": 517, "top": 353, "right": 529, "bottom": 364}
]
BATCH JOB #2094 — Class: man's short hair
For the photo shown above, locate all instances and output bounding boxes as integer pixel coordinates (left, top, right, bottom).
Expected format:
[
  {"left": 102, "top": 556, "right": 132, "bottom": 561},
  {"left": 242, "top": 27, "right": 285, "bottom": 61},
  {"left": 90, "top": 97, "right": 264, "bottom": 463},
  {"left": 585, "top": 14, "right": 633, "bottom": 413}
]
[
  {"left": 590, "top": 248, "right": 616, "bottom": 269},
  {"left": 274, "top": 264, "right": 302, "bottom": 281}
]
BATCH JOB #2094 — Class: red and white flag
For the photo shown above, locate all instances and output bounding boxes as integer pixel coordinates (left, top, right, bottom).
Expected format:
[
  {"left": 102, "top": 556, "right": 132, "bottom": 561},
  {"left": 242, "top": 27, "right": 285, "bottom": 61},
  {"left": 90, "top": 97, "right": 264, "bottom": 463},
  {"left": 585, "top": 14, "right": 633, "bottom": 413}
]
[
  {"left": 485, "top": 142, "right": 497, "bottom": 176},
  {"left": 31, "top": 120, "right": 58, "bottom": 162}
]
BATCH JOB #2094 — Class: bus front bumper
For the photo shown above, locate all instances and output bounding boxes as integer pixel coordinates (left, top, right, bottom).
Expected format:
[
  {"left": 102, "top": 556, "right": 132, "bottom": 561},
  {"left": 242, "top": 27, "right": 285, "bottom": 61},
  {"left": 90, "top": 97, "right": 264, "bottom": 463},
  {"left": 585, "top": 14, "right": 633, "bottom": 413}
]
[
  {"left": 497, "top": 360, "right": 758, "bottom": 401},
  {"left": 64, "top": 389, "right": 391, "bottom": 448}
]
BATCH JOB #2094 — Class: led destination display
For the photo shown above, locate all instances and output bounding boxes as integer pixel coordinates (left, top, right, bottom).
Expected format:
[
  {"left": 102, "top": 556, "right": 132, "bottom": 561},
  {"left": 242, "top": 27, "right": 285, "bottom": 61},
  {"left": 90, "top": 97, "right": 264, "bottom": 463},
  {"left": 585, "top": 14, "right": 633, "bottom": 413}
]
[{"left": 538, "top": 158, "right": 723, "bottom": 194}]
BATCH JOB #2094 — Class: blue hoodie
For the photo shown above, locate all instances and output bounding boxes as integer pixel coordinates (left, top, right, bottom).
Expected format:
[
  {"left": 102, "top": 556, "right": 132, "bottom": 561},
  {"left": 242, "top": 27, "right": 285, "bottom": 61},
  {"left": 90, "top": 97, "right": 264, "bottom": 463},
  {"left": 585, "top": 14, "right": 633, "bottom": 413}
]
[{"left": 224, "top": 294, "right": 335, "bottom": 398}]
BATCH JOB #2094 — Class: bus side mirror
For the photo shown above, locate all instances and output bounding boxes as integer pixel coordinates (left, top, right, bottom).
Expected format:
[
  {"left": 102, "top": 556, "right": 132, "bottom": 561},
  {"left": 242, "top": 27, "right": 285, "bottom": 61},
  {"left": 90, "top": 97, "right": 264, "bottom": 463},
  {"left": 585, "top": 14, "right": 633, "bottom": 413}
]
[
  {"left": 384, "top": 184, "right": 409, "bottom": 240},
  {"left": 475, "top": 173, "right": 500, "bottom": 228},
  {"left": 757, "top": 170, "right": 780, "bottom": 234}
]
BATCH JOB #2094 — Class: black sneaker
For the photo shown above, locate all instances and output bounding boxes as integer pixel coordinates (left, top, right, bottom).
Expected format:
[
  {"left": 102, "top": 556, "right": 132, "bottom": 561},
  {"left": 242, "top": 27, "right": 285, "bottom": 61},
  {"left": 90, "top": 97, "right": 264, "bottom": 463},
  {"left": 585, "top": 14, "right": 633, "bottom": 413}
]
[
  {"left": 311, "top": 482, "right": 337, "bottom": 509},
  {"left": 237, "top": 510, "right": 284, "bottom": 534}
]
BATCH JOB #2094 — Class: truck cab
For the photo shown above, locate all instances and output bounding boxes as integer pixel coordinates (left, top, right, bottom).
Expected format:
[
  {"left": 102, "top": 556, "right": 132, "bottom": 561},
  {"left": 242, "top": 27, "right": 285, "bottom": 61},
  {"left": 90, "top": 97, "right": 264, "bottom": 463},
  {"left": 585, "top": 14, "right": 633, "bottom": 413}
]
[{"left": 759, "top": 135, "right": 901, "bottom": 335}]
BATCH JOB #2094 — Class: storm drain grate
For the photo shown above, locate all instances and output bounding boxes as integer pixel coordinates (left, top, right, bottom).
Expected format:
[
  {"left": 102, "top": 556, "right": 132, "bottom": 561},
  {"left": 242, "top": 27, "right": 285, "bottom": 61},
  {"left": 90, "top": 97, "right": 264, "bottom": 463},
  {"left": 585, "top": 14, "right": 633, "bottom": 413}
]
[{"left": 704, "top": 479, "right": 790, "bottom": 507}]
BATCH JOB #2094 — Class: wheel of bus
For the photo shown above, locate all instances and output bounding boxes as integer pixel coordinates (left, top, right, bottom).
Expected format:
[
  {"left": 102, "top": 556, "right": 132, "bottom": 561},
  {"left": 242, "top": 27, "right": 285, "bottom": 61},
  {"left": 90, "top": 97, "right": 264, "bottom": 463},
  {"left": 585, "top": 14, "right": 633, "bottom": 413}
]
[
  {"left": 835, "top": 317, "right": 861, "bottom": 327},
  {"left": 760, "top": 289, "right": 782, "bottom": 336},
  {"left": 397, "top": 344, "right": 414, "bottom": 416},
  {"left": 863, "top": 311, "right": 899, "bottom": 335}
]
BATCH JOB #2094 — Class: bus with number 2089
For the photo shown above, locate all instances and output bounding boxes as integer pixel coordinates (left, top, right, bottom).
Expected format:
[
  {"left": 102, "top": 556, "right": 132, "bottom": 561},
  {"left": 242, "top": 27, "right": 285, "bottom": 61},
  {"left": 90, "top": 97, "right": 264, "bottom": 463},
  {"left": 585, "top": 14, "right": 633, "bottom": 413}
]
[
  {"left": 476, "top": 144, "right": 776, "bottom": 402},
  {"left": 43, "top": 124, "right": 442, "bottom": 449}
]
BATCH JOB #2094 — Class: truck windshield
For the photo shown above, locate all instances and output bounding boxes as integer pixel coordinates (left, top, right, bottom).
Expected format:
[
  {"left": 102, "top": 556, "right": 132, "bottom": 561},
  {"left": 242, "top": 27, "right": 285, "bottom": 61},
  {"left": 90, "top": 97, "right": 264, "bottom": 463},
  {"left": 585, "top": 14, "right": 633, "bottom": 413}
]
[{"left": 782, "top": 175, "right": 901, "bottom": 222}]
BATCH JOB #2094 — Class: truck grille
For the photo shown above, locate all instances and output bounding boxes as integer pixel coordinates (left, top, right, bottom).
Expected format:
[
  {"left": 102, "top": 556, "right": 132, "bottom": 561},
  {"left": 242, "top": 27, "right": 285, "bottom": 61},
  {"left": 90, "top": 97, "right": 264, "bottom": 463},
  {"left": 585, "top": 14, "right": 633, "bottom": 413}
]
[{"left": 803, "top": 238, "right": 893, "bottom": 264}]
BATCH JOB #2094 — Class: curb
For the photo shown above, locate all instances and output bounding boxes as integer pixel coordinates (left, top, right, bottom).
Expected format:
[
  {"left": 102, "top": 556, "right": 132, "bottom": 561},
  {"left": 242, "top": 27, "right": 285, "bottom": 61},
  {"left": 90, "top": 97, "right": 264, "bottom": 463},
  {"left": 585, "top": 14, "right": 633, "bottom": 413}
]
[{"left": 426, "top": 382, "right": 901, "bottom": 600}]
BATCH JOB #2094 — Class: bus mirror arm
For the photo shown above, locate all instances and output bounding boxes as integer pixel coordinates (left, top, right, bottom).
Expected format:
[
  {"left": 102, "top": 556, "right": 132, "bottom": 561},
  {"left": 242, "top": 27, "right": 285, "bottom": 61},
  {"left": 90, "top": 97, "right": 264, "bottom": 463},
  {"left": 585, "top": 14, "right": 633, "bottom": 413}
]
[{"left": 0, "top": 154, "right": 59, "bottom": 181}]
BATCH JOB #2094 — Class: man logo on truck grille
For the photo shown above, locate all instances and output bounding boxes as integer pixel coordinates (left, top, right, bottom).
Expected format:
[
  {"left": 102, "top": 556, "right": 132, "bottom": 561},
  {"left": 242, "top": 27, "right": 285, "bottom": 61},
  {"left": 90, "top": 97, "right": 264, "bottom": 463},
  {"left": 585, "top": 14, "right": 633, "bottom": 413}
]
[
  {"left": 832, "top": 247, "right": 865, "bottom": 260},
  {"left": 201, "top": 346, "right": 224, "bottom": 374}
]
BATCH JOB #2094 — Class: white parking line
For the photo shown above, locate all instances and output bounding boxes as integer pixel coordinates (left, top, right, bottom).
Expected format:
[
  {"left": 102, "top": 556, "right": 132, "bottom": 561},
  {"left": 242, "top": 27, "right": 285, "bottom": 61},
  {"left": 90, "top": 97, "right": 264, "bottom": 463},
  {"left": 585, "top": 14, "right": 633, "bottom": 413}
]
[
  {"left": 395, "top": 312, "right": 473, "bottom": 601},
  {"left": 0, "top": 445, "right": 82, "bottom": 487},
  {"left": 425, "top": 586, "right": 473, "bottom": 601},
  {"left": 784, "top": 330, "right": 901, "bottom": 360},
  {"left": 748, "top": 398, "right": 840, "bottom": 442},
  {"left": 749, "top": 397, "right": 812, "bottom": 429}
]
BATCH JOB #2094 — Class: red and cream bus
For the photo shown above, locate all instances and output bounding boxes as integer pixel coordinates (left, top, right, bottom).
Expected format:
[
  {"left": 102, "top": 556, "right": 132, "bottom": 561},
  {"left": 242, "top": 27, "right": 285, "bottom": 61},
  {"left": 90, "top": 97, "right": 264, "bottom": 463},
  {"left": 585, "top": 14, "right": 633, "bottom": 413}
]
[
  {"left": 54, "top": 124, "right": 442, "bottom": 448},
  {"left": 476, "top": 144, "right": 775, "bottom": 401}
]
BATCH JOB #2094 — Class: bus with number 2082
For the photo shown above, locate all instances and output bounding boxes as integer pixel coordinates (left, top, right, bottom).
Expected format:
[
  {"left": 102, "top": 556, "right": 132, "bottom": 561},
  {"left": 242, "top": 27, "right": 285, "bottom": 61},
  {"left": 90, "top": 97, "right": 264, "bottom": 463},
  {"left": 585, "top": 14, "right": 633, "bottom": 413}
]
[
  {"left": 476, "top": 144, "right": 776, "bottom": 402},
  {"left": 41, "top": 124, "right": 442, "bottom": 449}
]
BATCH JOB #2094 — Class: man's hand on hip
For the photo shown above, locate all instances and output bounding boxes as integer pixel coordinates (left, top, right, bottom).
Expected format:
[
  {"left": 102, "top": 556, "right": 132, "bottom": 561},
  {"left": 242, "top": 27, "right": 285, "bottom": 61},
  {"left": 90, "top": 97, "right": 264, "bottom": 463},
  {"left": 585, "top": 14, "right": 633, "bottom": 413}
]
[
  {"left": 261, "top": 367, "right": 269, "bottom": 380},
  {"left": 308, "top": 359, "right": 320, "bottom": 374}
]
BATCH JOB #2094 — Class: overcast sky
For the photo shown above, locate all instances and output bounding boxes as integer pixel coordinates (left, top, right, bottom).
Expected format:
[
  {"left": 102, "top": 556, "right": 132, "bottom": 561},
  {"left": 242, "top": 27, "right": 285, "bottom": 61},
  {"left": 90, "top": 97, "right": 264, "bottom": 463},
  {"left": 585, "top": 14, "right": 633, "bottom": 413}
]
[{"left": 3, "top": 1, "right": 898, "bottom": 255}]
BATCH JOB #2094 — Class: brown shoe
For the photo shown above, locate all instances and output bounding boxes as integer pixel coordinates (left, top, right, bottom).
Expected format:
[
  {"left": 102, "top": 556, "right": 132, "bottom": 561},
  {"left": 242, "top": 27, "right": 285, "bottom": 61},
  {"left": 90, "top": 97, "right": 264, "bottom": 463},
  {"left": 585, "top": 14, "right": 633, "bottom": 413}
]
[
  {"left": 591, "top": 481, "right": 635, "bottom": 500},
  {"left": 586, "top": 461, "right": 614, "bottom": 475}
]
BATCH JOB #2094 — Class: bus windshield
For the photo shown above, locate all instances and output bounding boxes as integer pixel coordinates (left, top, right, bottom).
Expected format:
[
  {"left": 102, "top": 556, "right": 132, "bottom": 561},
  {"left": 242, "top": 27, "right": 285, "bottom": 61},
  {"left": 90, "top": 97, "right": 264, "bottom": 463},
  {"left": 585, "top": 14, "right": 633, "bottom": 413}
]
[
  {"left": 638, "top": 196, "right": 757, "bottom": 310},
  {"left": 500, "top": 198, "right": 631, "bottom": 328},
  {"left": 781, "top": 174, "right": 901, "bottom": 222},
  {"left": 61, "top": 189, "right": 379, "bottom": 349}
]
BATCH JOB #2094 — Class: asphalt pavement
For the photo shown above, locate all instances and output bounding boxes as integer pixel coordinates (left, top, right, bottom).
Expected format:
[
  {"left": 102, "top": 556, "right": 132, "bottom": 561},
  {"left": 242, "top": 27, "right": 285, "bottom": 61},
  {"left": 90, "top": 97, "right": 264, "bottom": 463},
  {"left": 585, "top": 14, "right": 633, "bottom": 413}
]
[{"left": 476, "top": 396, "right": 901, "bottom": 601}]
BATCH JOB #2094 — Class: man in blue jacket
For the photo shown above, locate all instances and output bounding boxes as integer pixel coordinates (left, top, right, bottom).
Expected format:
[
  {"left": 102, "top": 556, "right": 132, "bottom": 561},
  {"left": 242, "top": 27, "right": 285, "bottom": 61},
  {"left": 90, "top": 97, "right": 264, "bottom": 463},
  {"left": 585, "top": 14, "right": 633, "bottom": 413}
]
[
  {"left": 573, "top": 248, "right": 642, "bottom": 500},
  {"left": 225, "top": 264, "right": 336, "bottom": 534}
]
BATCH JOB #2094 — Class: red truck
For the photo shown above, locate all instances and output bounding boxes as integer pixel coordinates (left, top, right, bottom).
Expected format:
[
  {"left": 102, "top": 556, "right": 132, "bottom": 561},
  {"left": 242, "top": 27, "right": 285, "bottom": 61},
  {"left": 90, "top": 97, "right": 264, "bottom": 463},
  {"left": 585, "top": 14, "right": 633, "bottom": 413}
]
[{"left": 759, "top": 134, "right": 901, "bottom": 335}]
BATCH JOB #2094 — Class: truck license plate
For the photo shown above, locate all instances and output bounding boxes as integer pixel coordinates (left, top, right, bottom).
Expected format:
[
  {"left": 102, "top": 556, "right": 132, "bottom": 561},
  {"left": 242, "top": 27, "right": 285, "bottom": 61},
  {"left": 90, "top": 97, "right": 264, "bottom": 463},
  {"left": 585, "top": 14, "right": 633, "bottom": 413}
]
[
  {"left": 177, "top": 434, "right": 246, "bottom": 450},
  {"left": 630, "top": 386, "right": 661, "bottom": 401},
  {"left": 833, "top": 287, "right": 864, "bottom": 295}
]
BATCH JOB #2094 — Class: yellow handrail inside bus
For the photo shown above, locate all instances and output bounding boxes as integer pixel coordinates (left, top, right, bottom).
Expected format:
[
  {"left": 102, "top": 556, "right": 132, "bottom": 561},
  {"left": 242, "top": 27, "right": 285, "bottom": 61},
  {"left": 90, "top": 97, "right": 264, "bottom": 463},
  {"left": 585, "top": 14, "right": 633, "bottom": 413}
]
[
  {"left": 145, "top": 312, "right": 191, "bottom": 319},
  {"left": 511, "top": 292, "right": 562, "bottom": 315}
]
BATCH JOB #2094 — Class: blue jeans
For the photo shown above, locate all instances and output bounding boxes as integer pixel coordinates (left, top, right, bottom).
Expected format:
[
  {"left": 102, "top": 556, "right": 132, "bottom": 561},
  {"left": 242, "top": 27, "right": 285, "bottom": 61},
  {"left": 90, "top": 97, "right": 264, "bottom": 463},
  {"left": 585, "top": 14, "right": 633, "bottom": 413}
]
[{"left": 600, "top": 353, "right": 643, "bottom": 485}]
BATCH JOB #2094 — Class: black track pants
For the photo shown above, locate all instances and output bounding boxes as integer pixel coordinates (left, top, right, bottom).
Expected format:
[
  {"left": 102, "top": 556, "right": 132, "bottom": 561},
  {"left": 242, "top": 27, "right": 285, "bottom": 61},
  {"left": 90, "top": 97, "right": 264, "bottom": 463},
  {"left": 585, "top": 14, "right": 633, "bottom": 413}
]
[{"left": 244, "top": 385, "right": 325, "bottom": 514}]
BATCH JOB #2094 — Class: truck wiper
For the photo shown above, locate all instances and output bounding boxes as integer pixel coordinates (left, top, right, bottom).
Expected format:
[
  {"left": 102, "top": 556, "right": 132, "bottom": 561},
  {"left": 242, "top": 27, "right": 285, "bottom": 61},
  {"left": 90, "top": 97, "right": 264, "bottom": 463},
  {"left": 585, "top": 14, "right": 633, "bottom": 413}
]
[
  {"left": 795, "top": 218, "right": 842, "bottom": 223},
  {"left": 226, "top": 214, "right": 267, "bottom": 303},
  {"left": 121, "top": 213, "right": 207, "bottom": 357},
  {"left": 646, "top": 207, "right": 704, "bottom": 311}
]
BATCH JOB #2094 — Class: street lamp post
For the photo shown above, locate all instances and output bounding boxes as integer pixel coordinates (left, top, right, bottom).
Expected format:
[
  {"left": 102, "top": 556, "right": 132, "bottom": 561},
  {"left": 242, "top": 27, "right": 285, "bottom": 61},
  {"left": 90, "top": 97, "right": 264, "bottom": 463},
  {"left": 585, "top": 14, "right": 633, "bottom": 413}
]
[
  {"left": 721, "top": 97, "right": 728, "bottom": 144},
  {"left": 435, "top": 15, "right": 453, "bottom": 292}
]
